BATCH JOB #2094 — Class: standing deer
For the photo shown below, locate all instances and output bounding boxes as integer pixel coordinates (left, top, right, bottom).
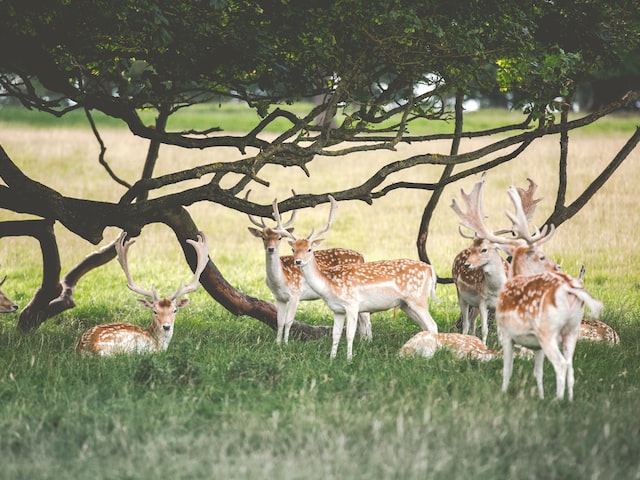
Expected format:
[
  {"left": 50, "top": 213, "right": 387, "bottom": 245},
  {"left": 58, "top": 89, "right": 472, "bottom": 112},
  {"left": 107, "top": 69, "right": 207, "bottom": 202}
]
[
  {"left": 75, "top": 231, "right": 209, "bottom": 356},
  {"left": 0, "top": 269, "right": 18, "bottom": 313},
  {"left": 274, "top": 196, "right": 438, "bottom": 360},
  {"left": 247, "top": 193, "right": 371, "bottom": 344},
  {"left": 493, "top": 186, "right": 603, "bottom": 400},
  {"left": 450, "top": 175, "right": 556, "bottom": 344}
]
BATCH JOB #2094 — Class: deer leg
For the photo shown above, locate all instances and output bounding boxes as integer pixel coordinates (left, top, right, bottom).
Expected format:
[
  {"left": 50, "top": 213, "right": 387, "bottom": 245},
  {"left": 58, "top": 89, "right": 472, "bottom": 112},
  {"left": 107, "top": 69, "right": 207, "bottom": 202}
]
[
  {"left": 330, "top": 312, "right": 346, "bottom": 359},
  {"left": 501, "top": 336, "right": 514, "bottom": 394},
  {"left": 478, "top": 302, "right": 489, "bottom": 345},
  {"left": 402, "top": 301, "right": 438, "bottom": 333},
  {"left": 275, "top": 300, "right": 288, "bottom": 344},
  {"left": 356, "top": 312, "right": 372, "bottom": 341},
  {"left": 533, "top": 350, "right": 546, "bottom": 399},
  {"left": 538, "top": 336, "right": 568, "bottom": 400},
  {"left": 562, "top": 329, "right": 580, "bottom": 401},
  {"left": 460, "top": 300, "right": 471, "bottom": 335},
  {"left": 283, "top": 296, "right": 300, "bottom": 344},
  {"left": 345, "top": 307, "right": 359, "bottom": 361}
]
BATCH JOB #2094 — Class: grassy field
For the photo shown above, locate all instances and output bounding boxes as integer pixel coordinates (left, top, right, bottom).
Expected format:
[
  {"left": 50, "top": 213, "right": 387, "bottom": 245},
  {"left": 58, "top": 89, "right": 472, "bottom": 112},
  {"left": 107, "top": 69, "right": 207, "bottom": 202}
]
[{"left": 0, "top": 105, "right": 639, "bottom": 479}]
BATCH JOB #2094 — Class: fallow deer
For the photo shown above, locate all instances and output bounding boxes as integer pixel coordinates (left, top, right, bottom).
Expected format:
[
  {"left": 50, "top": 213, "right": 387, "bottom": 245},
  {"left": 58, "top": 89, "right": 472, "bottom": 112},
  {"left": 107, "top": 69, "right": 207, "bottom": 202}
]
[
  {"left": 399, "top": 331, "right": 498, "bottom": 361},
  {"left": 450, "top": 175, "right": 556, "bottom": 344},
  {"left": 274, "top": 196, "right": 438, "bottom": 360},
  {"left": 75, "top": 231, "right": 209, "bottom": 356},
  {"left": 577, "top": 265, "right": 619, "bottom": 345},
  {"left": 247, "top": 192, "right": 371, "bottom": 344},
  {"left": 0, "top": 269, "right": 18, "bottom": 313},
  {"left": 493, "top": 187, "right": 603, "bottom": 400}
]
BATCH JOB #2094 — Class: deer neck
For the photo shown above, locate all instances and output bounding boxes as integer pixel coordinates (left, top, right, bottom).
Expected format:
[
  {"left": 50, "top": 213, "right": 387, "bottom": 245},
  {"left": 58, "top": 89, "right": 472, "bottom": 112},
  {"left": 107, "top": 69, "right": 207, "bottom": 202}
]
[
  {"left": 482, "top": 257, "right": 507, "bottom": 291},
  {"left": 264, "top": 247, "right": 288, "bottom": 286},
  {"left": 297, "top": 254, "right": 332, "bottom": 297}
]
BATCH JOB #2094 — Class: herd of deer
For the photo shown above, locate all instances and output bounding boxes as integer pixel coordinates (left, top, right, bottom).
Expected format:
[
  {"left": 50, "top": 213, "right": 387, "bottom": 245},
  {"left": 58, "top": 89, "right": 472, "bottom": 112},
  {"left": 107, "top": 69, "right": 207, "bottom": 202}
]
[{"left": 0, "top": 175, "right": 618, "bottom": 401}]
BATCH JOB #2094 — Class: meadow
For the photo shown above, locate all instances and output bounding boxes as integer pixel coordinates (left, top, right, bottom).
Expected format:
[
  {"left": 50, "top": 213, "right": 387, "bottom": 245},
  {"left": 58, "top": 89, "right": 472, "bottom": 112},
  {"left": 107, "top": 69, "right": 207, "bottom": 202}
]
[{"left": 0, "top": 104, "right": 639, "bottom": 479}]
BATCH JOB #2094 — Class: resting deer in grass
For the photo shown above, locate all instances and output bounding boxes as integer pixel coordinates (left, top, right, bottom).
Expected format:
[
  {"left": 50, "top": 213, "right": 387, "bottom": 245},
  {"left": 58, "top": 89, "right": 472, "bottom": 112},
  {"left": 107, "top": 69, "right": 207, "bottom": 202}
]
[
  {"left": 576, "top": 265, "right": 619, "bottom": 345},
  {"left": 247, "top": 192, "right": 371, "bottom": 344},
  {"left": 75, "top": 231, "right": 209, "bottom": 356},
  {"left": 450, "top": 175, "right": 557, "bottom": 344},
  {"left": 399, "top": 331, "right": 499, "bottom": 361},
  {"left": 0, "top": 269, "right": 18, "bottom": 313},
  {"left": 475, "top": 186, "right": 603, "bottom": 400},
  {"left": 274, "top": 195, "right": 438, "bottom": 360}
]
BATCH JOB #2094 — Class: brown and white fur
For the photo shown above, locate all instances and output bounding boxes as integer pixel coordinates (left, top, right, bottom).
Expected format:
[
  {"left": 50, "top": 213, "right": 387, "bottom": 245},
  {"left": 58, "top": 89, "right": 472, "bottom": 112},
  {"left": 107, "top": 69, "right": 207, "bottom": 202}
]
[
  {"left": 493, "top": 186, "right": 603, "bottom": 400},
  {"left": 75, "top": 231, "right": 209, "bottom": 356},
  {"left": 247, "top": 196, "right": 371, "bottom": 344},
  {"left": 450, "top": 175, "right": 556, "bottom": 344},
  {"left": 274, "top": 196, "right": 437, "bottom": 360}
]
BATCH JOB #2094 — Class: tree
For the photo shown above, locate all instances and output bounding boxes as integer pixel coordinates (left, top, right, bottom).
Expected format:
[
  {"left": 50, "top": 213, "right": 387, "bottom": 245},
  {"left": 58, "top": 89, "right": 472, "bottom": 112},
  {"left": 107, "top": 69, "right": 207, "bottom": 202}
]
[{"left": 0, "top": 0, "right": 638, "bottom": 332}]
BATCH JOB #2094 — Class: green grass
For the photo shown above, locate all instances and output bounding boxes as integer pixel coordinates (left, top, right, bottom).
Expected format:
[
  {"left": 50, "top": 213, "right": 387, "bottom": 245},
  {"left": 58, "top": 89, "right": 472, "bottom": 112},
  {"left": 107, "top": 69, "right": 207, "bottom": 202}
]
[
  {"left": 0, "top": 110, "right": 639, "bottom": 479},
  {"left": 1, "top": 304, "right": 639, "bottom": 479},
  {"left": 1, "top": 102, "right": 637, "bottom": 136}
]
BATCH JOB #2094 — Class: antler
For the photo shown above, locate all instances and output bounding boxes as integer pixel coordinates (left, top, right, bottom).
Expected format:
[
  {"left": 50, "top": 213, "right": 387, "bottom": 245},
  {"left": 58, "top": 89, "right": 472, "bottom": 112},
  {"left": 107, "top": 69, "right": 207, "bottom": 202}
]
[
  {"left": 505, "top": 185, "right": 555, "bottom": 247},
  {"left": 307, "top": 195, "right": 338, "bottom": 241},
  {"left": 451, "top": 175, "right": 554, "bottom": 249},
  {"left": 272, "top": 198, "right": 298, "bottom": 239},
  {"left": 245, "top": 189, "right": 296, "bottom": 229},
  {"left": 169, "top": 232, "right": 210, "bottom": 300},
  {"left": 516, "top": 178, "right": 543, "bottom": 222},
  {"left": 115, "top": 231, "right": 159, "bottom": 301},
  {"left": 450, "top": 173, "right": 504, "bottom": 243}
]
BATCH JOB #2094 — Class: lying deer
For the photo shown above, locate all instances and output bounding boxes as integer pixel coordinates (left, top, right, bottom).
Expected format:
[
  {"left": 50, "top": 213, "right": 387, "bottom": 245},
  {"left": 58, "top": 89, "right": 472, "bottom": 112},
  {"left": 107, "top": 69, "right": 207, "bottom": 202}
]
[
  {"left": 0, "top": 270, "right": 18, "bottom": 313},
  {"left": 274, "top": 195, "right": 438, "bottom": 360},
  {"left": 450, "top": 174, "right": 557, "bottom": 344},
  {"left": 75, "top": 231, "right": 209, "bottom": 356},
  {"left": 399, "top": 331, "right": 498, "bottom": 361},
  {"left": 247, "top": 192, "right": 371, "bottom": 344}
]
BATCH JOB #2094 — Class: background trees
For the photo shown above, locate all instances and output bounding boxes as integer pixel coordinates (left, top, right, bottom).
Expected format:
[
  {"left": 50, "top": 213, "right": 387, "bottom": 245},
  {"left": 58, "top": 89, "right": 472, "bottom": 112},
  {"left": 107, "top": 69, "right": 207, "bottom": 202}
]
[{"left": 0, "top": 0, "right": 638, "bottom": 332}]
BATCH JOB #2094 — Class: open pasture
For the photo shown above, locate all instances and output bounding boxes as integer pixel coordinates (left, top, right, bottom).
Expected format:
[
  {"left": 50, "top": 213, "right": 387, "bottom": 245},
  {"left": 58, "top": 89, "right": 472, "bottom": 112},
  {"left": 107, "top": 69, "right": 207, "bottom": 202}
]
[{"left": 0, "top": 110, "right": 639, "bottom": 479}]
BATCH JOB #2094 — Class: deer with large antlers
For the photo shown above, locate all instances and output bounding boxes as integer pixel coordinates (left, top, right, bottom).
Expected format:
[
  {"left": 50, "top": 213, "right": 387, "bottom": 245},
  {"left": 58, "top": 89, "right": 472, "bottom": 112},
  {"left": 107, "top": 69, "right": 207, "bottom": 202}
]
[
  {"left": 274, "top": 196, "right": 438, "bottom": 360},
  {"left": 247, "top": 192, "right": 371, "bottom": 344},
  {"left": 493, "top": 186, "right": 603, "bottom": 400},
  {"left": 75, "top": 231, "right": 209, "bottom": 356},
  {"left": 450, "top": 174, "right": 557, "bottom": 344}
]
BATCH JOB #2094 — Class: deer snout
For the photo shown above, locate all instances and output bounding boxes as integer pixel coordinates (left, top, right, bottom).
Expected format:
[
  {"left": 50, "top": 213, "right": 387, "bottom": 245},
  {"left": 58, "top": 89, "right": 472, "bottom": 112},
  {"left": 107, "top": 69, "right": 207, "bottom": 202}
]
[
  {"left": 267, "top": 247, "right": 276, "bottom": 253},
  {"left": 163, "top": 324, "right": 171, "bottom": 331},
  {"left": 294, "top": 259, "right": 303, "bottom": 266}
]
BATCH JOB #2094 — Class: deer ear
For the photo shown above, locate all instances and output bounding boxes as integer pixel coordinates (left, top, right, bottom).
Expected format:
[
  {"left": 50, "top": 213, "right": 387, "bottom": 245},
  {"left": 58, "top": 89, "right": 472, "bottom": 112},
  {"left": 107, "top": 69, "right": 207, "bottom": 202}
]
[
  {"left": 248, "top": 227, "right": 263, "bottom": 238},
  {"left": 137, "top": 298, "right": 154, "bottom": 309},
  {"left": 176, "top": 298, "right": 190, "bottom": 308},
  {"left": 287, "top": 227, "right": 295, "bottom": 234},
  {"left": 312, "top": 238, "right": 324, "bottom": 248}
]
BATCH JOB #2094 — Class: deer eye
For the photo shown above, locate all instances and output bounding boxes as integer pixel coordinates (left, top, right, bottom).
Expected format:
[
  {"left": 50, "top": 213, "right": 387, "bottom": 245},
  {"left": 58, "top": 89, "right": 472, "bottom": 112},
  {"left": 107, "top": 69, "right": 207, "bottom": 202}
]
[
  {"left": 153, "top": 310, "right": 158, "bottom": 315},
  {"left": 481, "top": 248, "right": 488, "bottom": 253},
  {"left": 540, "top": 255, "right": 546, "bottom": 261}
]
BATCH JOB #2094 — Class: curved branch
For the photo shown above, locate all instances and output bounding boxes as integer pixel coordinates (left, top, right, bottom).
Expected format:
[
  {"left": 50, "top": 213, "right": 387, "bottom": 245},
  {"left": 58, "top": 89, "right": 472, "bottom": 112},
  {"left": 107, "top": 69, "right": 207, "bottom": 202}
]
[
  {"left": 0, "top": 220, "right": 61, "bottom": 331},
  {"left": 545, "top": 127, "right": 640, "bottom": 228},
  {"left": 161, "top": 207, "right": 331, "bottom": 340},
  {"left": 85, "top": 108, "right": 131, "bottom": 189}
]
